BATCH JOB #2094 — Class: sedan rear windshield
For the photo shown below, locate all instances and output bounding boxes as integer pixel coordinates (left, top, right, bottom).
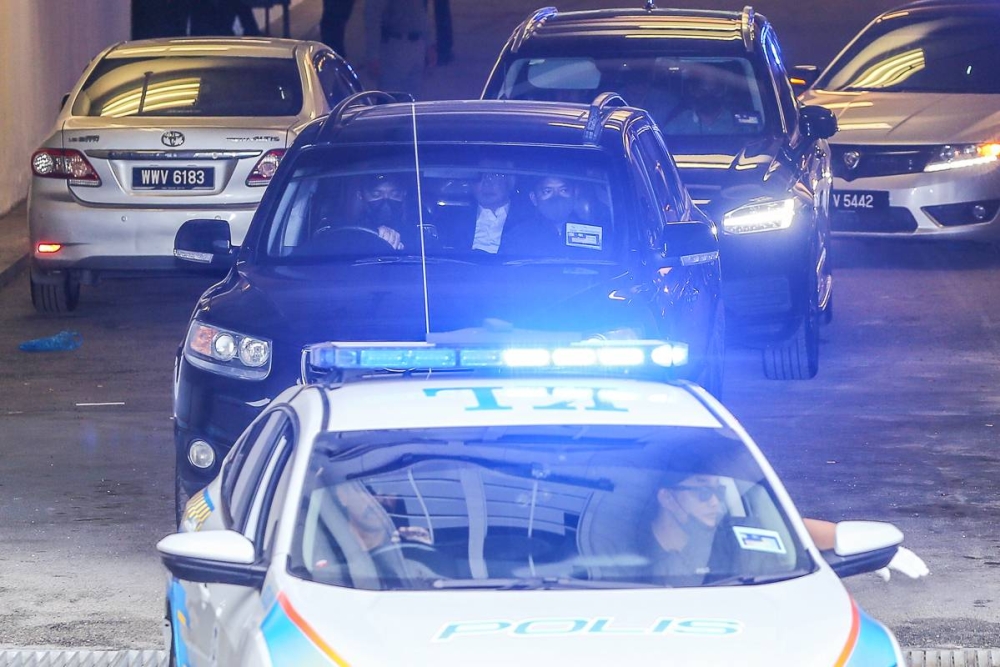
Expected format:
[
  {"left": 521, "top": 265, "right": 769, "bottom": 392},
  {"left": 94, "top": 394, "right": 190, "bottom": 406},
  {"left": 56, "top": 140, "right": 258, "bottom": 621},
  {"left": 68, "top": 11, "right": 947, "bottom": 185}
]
[
  {"left": 288, "top": 424, "right": 813, "bottom": 591},
  {"left": 72, "top": 56, "right": 304, "bottom": 117},
  {"left": 815, "top": 12, "right": 1000, "bottom": 94}
]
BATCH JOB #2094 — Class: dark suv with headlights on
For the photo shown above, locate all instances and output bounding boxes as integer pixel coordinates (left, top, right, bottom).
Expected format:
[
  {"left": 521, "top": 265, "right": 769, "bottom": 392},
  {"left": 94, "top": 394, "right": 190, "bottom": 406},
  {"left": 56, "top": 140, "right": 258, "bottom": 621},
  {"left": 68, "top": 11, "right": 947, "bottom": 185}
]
[
  {"left": 483, "top": 5, "right": 838, "bottom": 380},
  {"left": 170, "top": 91, "right": 723, "bottom": 518}
]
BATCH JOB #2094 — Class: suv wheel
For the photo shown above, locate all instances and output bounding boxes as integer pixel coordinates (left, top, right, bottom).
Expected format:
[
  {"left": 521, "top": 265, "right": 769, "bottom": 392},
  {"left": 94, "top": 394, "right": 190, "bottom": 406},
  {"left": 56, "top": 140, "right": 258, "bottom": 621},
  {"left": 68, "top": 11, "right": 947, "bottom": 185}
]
[
  {"left": 30, "top": 269, "right": 80, "bottom": 314},
  {"left": 761, "top": 288, "right": 819, "bottom": 380}
]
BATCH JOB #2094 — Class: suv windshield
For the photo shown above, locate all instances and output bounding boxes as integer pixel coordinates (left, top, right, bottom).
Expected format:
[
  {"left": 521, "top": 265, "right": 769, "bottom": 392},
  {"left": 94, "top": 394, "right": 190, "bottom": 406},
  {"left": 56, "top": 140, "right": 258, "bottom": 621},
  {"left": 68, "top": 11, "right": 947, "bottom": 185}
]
[
  {"left": 260, "top": 143, "right": 622, "bottom": 263},
  {"left": 496, "top": 55, "right": 776, "bottom": 136},
  {"left": 288, "top": 424, "right": 813, "bottom": 591},
  {"left": 815, "top": 12, "right": 1000, "bottom": 94},
  {"left": 73, "top": 56, "right": 304, "bottom": 117}
]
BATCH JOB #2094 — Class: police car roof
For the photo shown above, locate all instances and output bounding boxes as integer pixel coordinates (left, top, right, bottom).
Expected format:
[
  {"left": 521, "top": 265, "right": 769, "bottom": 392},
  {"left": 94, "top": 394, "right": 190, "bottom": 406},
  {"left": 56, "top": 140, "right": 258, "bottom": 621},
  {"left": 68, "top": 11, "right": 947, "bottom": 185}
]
[
  {"left": 315, "top": 376, "right": 726, "bottom": 433},
  {"left": 318, "top": 99, "right": 636, "bottom": 148},
  {"left": 507, "top": 7, "right": 764, "bottom": 55}
]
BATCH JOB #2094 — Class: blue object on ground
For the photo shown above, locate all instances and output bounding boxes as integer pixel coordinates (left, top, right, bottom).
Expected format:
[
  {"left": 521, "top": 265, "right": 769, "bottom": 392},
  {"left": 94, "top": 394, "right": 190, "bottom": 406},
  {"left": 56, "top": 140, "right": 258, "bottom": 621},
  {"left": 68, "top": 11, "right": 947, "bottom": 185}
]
[{"left": 19, "top": 330, "right": 83, "bottom": 352}]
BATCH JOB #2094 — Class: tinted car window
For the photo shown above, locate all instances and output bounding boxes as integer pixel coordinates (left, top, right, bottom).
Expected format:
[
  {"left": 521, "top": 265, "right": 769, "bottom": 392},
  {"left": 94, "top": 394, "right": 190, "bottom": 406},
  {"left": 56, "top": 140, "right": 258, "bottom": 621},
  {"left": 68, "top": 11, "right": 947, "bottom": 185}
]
[
  {"left": 497, "top": 55, "right": 775, "bottom": 136},
  {"left": 315, "top": 52, "right": 356, "bottom": 106},
  {"left": 816, "top": 12, "right": 1000, "bottom": 93},
  {"left": 261, "top": 143, "right": 624, "bottom": 262},
  {"left": 288, "top": 424, "right": 812, "bottom": 591},
  {"left": 222, "top": 411, "right": 291, "bottom": 530},
  {"left": 73, "top": 56, "right": 305, "bottom": 117}
]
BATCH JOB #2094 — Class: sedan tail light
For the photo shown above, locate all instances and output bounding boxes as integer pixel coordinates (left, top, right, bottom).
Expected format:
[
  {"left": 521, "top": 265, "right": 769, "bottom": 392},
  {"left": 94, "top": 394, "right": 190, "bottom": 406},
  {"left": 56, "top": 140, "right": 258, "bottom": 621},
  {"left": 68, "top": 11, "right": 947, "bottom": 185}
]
[
  {"left": 31, "top": 148, "right": 101, "bottom": 186},
  {"left": 246, "top": 149, "right": 286, "bottom": 187}
]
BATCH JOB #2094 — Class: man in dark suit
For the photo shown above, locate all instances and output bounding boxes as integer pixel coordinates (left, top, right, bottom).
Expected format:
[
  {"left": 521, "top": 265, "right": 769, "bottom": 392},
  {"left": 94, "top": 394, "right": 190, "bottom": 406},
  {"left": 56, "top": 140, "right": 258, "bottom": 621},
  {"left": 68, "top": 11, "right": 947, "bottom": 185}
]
[{"left": 437, "top": 171, "right": 517, "bottom": 254}]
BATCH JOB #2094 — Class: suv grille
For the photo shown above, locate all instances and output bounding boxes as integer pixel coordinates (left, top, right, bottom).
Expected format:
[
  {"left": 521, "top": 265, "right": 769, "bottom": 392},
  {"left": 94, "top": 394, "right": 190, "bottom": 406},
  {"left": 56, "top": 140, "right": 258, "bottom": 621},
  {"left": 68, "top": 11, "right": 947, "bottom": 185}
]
[{"left": 832, "top": 145, "right": 933, "bottom": 181}]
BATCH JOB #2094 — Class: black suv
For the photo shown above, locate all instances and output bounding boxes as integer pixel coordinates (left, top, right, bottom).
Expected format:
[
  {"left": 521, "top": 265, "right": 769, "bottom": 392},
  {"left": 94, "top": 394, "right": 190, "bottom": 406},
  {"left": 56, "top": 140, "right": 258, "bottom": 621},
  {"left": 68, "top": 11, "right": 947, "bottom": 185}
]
[
  {"left": 483, "top": 5, "right": 838, "bottom": 380},
  {"left": 171, "top": 92, "right": 723, "bottom": 516}
]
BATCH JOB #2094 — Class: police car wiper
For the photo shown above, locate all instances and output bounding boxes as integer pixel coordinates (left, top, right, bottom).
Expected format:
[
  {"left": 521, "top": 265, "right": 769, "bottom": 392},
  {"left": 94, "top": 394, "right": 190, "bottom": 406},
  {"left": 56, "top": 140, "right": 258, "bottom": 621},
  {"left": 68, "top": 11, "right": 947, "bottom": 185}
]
[
  {"left": 701, "top": 570, "right": 809, "bottom": 587},
  {"left": 431, "top": 577, "right": 657, "bottom": 590}
]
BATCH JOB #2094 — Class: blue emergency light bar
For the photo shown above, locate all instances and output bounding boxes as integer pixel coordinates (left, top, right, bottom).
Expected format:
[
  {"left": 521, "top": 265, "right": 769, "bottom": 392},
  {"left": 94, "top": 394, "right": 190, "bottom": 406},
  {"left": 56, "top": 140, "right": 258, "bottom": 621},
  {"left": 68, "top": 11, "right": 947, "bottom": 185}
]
[{"left": 303, "top": 340, "right": 689, "bottom": 377}]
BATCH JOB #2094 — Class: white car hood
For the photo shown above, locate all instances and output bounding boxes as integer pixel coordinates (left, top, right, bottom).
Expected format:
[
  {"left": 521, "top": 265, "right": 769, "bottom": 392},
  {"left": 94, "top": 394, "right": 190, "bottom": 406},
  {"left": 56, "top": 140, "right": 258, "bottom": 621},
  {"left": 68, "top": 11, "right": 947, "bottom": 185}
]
[
  {"left": 802, "top": 90, "right": 1000, "bottom": 144},
  {"left": 262, "top": 571, "right": 883, "bottom": 665}
]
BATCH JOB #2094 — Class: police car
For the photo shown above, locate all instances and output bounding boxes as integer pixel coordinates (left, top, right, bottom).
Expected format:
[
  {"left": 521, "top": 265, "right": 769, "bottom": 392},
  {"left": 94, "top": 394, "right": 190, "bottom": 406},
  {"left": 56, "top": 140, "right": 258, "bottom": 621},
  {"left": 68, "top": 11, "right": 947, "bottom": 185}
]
[{"left": 158, "top": 340, "right": 914, "bottom": 666}]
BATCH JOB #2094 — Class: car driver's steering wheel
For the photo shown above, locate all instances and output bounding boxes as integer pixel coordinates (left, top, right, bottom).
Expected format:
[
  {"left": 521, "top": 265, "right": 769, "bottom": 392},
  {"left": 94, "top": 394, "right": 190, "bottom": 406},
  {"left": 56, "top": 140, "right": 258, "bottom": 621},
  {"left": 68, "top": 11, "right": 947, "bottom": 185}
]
[{"left": 313, "top": 225, "right": 398, "bottom": 253}]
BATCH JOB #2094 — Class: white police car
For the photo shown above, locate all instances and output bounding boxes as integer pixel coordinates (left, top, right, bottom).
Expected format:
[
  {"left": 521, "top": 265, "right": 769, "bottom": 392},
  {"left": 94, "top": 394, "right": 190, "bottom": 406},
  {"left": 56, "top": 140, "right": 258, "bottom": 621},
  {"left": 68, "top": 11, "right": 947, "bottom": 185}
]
[{"left": 158, "top": 340, "right": 914, "bottom": 666}]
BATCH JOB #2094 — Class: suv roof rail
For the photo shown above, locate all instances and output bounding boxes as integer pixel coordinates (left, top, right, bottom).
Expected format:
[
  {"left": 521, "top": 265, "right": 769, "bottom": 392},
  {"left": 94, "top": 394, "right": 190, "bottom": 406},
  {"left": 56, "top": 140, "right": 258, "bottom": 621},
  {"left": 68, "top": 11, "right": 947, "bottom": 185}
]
[
  {"left": 644, "top": 0, "right": 657, "bottom": 10},
  {"left": 318, "top": 90, "right": 415, "bottom": 138},
  {"left": 511, "top": 6, "right": 558, "bottom": 53},
  {"left": 582, "top": 92, "right": 627, "bottom": 145},
  {"left": 740, "top": 6, "right": 757, "bottom": 52}
]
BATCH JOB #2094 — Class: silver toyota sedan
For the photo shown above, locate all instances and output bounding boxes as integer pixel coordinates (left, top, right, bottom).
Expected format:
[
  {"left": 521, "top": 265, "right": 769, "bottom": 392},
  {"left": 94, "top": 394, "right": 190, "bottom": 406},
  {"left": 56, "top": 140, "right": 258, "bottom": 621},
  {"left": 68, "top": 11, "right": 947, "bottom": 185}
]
[
  {"left": 799, "top": 0, "right": 1000, "bottom": 240},
  {"left": 28, "top": 37, "right": 363, "bottom": 313}
]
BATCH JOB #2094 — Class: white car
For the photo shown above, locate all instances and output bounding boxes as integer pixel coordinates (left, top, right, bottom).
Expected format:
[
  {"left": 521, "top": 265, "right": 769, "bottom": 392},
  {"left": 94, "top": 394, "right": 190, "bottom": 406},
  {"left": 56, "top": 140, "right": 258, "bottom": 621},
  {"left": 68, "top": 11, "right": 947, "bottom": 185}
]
[
  {"left": 159, "top": 340, "right": 913, "bottom": 666},
  {"left": 27, "top": 37, "right": 363, "bottom": 313},
  {"left": 798, "top": 0, "right": 1000, "bottom": 239}
]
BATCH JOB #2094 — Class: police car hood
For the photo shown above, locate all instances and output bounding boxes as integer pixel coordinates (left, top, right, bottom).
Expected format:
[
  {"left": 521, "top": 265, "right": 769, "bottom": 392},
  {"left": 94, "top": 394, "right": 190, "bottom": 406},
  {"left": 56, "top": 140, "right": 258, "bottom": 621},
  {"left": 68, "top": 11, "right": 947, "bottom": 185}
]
[
  {"left": 213, "top": 261, "right": 639, "bottom": 342},
  {"left": 800, "top": 90, "right": 1000, "bottom": 144},
  {"left": 271, "top": 570, "right": 890, "bottom": 664},
  {"left": 665, "top": 135, "right": 788, "bottom": 221}
]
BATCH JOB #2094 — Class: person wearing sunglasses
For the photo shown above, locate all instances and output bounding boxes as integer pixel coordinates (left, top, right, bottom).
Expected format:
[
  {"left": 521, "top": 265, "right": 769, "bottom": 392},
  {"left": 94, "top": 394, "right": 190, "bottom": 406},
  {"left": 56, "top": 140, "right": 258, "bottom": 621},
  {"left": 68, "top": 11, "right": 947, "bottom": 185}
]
[{"left": 648, "top": 473, "right": 929, "bottom": 585}]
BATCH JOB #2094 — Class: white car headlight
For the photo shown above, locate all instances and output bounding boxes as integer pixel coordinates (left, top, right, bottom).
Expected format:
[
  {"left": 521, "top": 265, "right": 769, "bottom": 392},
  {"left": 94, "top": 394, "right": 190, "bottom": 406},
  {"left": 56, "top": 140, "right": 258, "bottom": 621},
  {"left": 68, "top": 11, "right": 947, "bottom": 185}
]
[
  {"left": 184, "top": 320, "right": 272, "bottom": 380},
  {"left": 924, "top": 142, "right": 1000, "bottom": 172},
  {"left": 722, "top": 198, "right": 796, "bottom": 235}
]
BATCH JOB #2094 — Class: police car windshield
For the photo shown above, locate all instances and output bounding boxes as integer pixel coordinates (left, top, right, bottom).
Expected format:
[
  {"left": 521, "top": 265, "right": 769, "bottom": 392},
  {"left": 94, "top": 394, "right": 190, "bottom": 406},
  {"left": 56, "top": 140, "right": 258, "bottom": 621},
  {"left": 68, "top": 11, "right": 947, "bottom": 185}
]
[
  {"left": 496, "top": 55, "right": 776, "bottom": 137},
  {"left": 288, "top": 425, "right": 813, "bottom": 591},
  {"left": 259, "top": 144, "right": 623, "bottom": 264}
]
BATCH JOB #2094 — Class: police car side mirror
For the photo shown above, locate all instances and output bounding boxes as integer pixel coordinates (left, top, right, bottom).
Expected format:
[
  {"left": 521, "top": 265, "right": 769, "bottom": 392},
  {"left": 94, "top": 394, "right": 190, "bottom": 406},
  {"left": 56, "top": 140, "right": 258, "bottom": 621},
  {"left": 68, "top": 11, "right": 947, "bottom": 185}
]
[
  {"left": 174, "top": 218, "right": 236, "bottom": 270},
  {"left": 790, "top": 65, "right": 819, "bottom": 98},
  {"left": 157, "top": 530, "right": 267, "bottom": 588},
  {"left": 822, "top": 520, "right": 903, "bottom": 578},
  {"left": 799, "top": 105, "right": 838, "bottom": 141},
  {"left": 658, "top": 222, "right": 720, "bottom": 267}
]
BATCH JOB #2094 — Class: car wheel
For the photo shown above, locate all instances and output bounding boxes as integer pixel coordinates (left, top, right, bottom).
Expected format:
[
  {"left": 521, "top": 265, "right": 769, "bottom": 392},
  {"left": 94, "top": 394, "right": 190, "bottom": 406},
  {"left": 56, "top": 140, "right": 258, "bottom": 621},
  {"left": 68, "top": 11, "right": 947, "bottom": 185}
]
[
  {"left": 698, "top": 302, "right": 726, "bottom": 399},
  {"left": 761, "top": 289, "right": 819, "bottom": 380},
  {"left": 30, "top": 269, "right": 80, "bottom": 314}
]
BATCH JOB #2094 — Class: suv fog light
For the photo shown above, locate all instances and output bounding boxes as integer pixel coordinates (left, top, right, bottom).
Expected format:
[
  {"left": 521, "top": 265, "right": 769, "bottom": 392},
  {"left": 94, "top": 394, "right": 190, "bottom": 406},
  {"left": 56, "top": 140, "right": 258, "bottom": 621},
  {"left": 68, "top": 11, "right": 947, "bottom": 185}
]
[{"left": 188, "top": 440, "right": 216, "bottom": 469}]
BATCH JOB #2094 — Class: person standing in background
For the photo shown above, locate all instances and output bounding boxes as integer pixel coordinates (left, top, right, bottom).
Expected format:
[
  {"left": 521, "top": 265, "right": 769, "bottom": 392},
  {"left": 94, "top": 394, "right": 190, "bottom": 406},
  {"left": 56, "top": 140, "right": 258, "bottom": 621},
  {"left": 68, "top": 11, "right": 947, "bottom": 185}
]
[
  {"left": 321, "top": 0, "right": 355, "bottom": 56},
  {"left": 366, "top": 0, "right": 436, "bottom": 98}
]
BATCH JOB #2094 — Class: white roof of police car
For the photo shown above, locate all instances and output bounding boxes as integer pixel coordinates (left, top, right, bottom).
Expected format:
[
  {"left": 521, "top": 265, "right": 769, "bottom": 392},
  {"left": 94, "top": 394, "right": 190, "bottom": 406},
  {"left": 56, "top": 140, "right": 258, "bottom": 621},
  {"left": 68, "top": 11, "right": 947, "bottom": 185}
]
[{"left": 308, "top": 376, "right": 725, "bottom": 432}]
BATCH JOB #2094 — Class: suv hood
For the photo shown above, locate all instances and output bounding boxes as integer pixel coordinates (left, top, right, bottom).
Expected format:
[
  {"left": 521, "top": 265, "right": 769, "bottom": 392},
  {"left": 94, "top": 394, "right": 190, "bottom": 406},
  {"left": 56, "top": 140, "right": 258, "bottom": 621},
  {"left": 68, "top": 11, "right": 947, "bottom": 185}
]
[
  {"left": 666, "top": 135, "right": 787, "bottom": 220},
  {"left": 204, "top": 261, "right": 644, "bottom": 344},
  {"left": 801, "top": 90, "right": 1000, "bottom": 144},
  {"left": 265, "top": 571, "right": 898, "bottom": 665}
]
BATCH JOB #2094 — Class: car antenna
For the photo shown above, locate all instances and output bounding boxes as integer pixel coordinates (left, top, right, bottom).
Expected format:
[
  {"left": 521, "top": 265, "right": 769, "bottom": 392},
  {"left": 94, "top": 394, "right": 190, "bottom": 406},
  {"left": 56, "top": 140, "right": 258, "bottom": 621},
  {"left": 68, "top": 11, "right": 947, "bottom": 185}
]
[{"left": 410, "top": 102, "right": 432, "bottom": 340}]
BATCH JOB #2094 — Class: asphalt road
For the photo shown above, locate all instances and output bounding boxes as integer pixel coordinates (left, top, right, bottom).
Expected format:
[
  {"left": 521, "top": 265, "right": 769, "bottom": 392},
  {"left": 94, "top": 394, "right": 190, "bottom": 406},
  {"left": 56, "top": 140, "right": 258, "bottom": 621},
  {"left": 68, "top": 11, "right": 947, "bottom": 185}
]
[{"left": 2, "top": 0, "right": 1000, "bottom": 654}]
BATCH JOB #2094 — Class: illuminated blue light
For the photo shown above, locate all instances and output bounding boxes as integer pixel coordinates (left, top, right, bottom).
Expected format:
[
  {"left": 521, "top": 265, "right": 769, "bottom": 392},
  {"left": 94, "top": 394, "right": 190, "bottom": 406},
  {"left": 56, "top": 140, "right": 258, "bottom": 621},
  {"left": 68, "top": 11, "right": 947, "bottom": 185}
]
[
  {"left": 459, "top": 348, "right": 505, "bottom": 368},
  {"left": 650, "top": 343, "right": 689, "bottom": 367},
  {"left": 597, "top": 347, "right": 645, "bottom": 366},
  {"left": 551, "top": 347, "right": 599, "bottom": 366},
  {"left": 503, "top": 349, "right": 552, "bottom": 367},
  {"left": 358, "top": 348, "right": 457, "bottom": 368}
]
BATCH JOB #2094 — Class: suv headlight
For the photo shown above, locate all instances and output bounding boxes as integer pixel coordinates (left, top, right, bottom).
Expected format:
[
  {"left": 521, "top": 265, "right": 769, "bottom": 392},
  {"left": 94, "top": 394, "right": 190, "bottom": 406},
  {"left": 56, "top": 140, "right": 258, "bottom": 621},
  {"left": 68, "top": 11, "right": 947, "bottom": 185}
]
[
  {"left": 924, "top": 143, "right": 1000, "bottom": 172},
  {"left": 722, "top": 198, "right": 796, "bottom": 235},
  {"left": 183, "top": 321, "right": 272, "bottom": 380}
]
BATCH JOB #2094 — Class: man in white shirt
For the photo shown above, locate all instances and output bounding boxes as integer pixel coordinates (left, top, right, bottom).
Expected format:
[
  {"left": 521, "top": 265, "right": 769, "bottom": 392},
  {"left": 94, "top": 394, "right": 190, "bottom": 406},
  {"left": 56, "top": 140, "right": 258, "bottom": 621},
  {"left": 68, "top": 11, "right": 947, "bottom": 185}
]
[{"left": 440, "top": 171, "right": 516, "bottom": 253}]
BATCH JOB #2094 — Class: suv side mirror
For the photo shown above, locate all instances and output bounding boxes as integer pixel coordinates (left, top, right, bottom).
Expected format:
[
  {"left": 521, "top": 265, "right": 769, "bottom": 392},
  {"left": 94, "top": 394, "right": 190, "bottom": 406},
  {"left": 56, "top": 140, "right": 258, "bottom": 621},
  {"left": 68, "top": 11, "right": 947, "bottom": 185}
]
[
  {"left": 822, "top": 520, "right": 903, "bottom": 578},
  {"left": 799, "top": 105, "right": 838, "bottom": 140},
  {"left": 659, "top": 222, "right": 720, "bottom": 267},
  {"left": 790, "top": 65, "right": 819, "bottom": 97},
  {"left": 174, "top": 219, "right": 235, "bottom": 270}
]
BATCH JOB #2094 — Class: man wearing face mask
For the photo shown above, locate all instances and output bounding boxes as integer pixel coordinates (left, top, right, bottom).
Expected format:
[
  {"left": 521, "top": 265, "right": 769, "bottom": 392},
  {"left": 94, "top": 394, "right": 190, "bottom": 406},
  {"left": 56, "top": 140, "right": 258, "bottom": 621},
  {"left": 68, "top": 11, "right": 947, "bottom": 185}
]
[
  {"left": 355, "top": 173, "right": 412, "bottom": 250},
  {"left": 499, "top": 175, "right": 591, "bottom": 256}
]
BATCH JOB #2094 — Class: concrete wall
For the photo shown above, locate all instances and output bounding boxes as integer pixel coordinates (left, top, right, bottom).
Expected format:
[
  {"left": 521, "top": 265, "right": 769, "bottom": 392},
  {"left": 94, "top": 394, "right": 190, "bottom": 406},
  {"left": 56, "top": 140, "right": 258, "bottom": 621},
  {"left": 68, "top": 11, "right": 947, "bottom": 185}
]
[{"left": 0, "top": 0, "right": 131, "bottom": 216}]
